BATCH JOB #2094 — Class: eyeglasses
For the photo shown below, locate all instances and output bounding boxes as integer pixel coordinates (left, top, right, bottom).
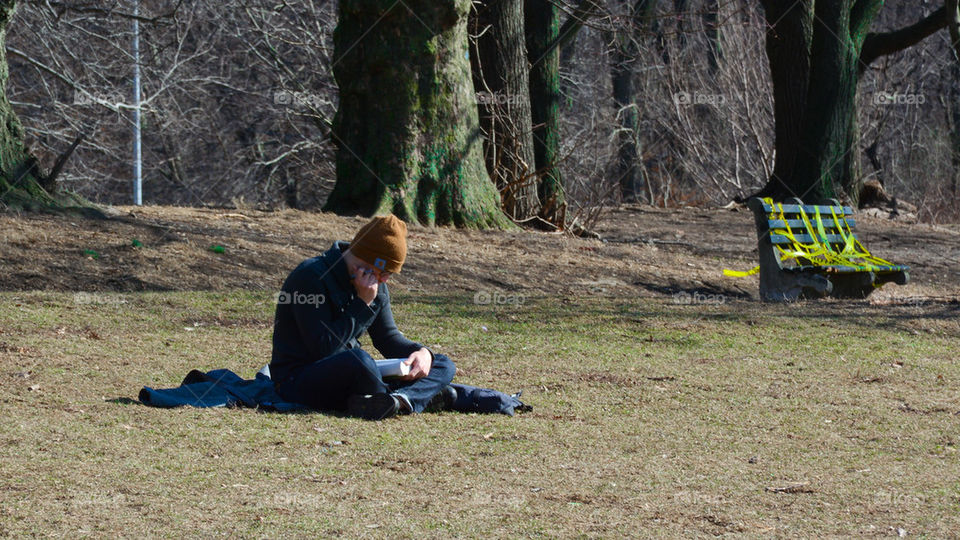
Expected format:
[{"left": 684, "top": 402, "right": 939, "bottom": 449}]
[{"left": 355, "top": 265, "right": 392, "bottom": 283}]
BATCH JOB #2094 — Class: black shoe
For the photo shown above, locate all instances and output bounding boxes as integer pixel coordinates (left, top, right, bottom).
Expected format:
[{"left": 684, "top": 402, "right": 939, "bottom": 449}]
[
  {"left": 425, "top": 385, "right": 458, "bottom": 412},
  {"left": 347, "top": 393, "right": 399, "bottom": 421}
]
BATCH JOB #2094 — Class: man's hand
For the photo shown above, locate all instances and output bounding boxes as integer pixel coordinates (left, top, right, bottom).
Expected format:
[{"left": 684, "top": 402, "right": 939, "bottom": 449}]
[
  {"left": 400, "top": 347, "right": 432, "bottom": 381},
  {"left": 351, "top": 267, "right": 378, "bottom": 305}
]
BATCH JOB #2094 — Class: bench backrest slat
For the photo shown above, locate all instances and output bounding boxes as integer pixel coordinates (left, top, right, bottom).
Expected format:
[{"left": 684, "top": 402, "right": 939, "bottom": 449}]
[
  {"left": 770, "top": 233, "right": 847, "bottom": 245},
  {"left": 760, "top": 203, "right": 854, "bottom": 215},
  {"left": 754, "top": 199, "right": 861, "bottom": 253},
  {"left": 768, "top": 218, "right": 856, "bottom": 230}
]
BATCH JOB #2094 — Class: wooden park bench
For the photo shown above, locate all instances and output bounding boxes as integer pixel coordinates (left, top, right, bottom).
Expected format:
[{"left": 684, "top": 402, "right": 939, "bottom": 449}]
[{"left": 728, "top": 197, "right": 909, "bottom": 301}]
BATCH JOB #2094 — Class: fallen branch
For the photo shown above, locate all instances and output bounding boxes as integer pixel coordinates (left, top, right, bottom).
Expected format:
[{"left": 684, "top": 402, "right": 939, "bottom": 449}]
[
  {"left": 43, "top": 133, "right": 85, "bottom": 190},
  {"left": 765, "top": 482, "right": 814, "bottom": 494}
]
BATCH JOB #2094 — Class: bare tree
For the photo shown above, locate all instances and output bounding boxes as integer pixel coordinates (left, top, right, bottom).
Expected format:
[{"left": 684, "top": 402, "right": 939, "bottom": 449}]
[
  {"left": 6, "top": 0, "right": 337, "bottom": 208},
  {"left": 4, "top": 0, "right": 959, "bottom": 224}
]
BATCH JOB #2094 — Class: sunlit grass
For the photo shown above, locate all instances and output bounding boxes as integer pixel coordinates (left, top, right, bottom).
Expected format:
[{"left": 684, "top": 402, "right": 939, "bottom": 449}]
[{"left": 1, "top": 290, "right": 958, "bottom": 536}]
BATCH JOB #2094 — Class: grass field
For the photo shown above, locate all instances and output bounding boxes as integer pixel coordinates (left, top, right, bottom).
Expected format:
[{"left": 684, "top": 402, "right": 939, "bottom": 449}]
[{"left": 1, "top": 290, "right": 958, "bottom": 537}]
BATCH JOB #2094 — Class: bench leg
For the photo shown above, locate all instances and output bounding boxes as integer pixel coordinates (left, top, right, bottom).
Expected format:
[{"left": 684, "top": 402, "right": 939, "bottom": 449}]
[
  {"left": 830, "top": 270, "right": 909, "bottom": 299},
  {"left": 759, "top": 272, "right": 832, "bottom": 302},
  {"left": 829, "top": 272, "right": 875, "bottom": 299},
  {"left": 878, "top": 270, "right": 909, "bottom": 286}
]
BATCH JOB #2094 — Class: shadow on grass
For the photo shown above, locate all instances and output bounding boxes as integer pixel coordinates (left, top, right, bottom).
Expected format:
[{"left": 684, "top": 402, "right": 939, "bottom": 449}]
[
  {"left": 635, "top": 281, "right": 753, "bottom": 300},
  {"left": 407, "top": 291, "right": 960, "bottom": 337},
  {"left": 105, "top": 397, "right": 142, "bottom": 405}
]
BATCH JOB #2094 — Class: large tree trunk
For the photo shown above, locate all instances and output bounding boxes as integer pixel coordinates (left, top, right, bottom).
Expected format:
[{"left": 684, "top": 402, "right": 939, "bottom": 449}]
[
  {"left": 610, "top": 0, "right": 657, "bottom": 202},
  {"left": 951, "top": 60, "right": 960, "bottom": 196},
  {"left": 702, "top": 0, "right": 722, "bottom": 74},
  {"left": 757, "top": 0, "right": 950, "bottom": 204},
  {"left": 0, "top": 3, "right": 25, "bottom": 173},
  {"left": 525, "top": 0, "right": 566, "bottom": 225},
  {"left": 757, "top": 0, "right": 880, "bottom": 204},
  {"left": 0, "top": 1, "right": 50, "bottom": 209},
  {"left": 758, "top": 0, "right": 812, "bottom": 202},
  {"left": 324, "top": 0, "right": 510, "bottom": 228},
  {"left": 469, "top": 0, "right": 539, "bottom": 220},
  {"left": 790, "top": 0, "right": 878, "bottom": 204}
]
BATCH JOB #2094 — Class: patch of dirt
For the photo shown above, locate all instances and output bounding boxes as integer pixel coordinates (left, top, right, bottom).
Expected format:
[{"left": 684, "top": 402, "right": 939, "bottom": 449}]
[{"left": 1, "top": 203, "right": 959, "bottom": 301}]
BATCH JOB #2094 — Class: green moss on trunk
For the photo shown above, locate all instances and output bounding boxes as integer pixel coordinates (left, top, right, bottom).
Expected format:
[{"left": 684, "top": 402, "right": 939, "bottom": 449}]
[
  {"left": 0, "top": 0, "right": 28, "bottom": 199},
  {"left": 759, "top": 0, "right": 883, "bottom": 205},
  {"left": 792, "top": 1, "right": 861, "bottom": 202},
  {"left": 325, "top": 0, "right": 511, "bottom": 229},
  {"left": 470, "top": 0, "right": 539, "bottom": 220},
  {"left": 1, "top": 0, "right": 96, "bottom": 213}
]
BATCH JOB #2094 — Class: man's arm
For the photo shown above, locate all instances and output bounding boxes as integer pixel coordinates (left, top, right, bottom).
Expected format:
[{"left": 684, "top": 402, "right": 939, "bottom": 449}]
[
  {"left": 285, "top": 267, "right": 377, "bottom": 359},
  {"left": 367, "top": 283, "right": 433, "bottom": 379}
]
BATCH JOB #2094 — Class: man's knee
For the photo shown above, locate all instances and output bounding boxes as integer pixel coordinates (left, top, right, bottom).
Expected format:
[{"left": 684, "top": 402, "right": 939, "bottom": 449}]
[
  {"left": 337, "top": 349, "right": 379, "bottom": 379},
  {"left": 432, "top": 353, "right": 456, "bottom": 385}
]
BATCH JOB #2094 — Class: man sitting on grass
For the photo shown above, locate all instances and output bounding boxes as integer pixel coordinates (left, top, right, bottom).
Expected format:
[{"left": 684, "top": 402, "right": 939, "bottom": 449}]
[{"left": 268, "top": 214, "right": 455, "bottom": 420}]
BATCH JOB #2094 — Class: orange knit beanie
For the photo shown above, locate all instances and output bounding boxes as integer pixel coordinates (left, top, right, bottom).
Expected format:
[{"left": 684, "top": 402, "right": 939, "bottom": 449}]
[{"left": 349, "top": 215, "right": 408, "bottom": 273}]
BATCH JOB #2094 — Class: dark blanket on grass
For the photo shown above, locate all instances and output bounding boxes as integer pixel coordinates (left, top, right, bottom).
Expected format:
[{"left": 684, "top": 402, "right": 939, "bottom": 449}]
[{"left": 140, "top": 368, "right": 531, "bottom": 415}]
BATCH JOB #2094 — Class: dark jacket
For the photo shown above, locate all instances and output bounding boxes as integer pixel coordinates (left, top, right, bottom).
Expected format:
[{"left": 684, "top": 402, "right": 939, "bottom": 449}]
[
  {"left": 269, "top": 241, "right": 425, "bottom": 382},
  {"left": 140, "top": 368, "right": 304, "bottom": 412}
]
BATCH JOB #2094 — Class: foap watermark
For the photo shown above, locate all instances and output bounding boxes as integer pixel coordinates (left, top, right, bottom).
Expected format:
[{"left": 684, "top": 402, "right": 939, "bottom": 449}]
[
  {"left": 473, "top": 290, "right": 525, "bottom": 306},
  {"left": 873, "top": 91, "right": 926, "bottom": 106},
  {"left": 74, "top": 292, "right": 127, "bottom": 305},
  {"left": 672, "top": 291, "right": 726, "bottom": 306},
  {"left": 673, "top": 91, "right": 726, "bottom": 107},
  {"left": 267, "top": 493, "right": 325, "bottom": 508},
  {"left": 71, "top": 493, "right": 128, "bottom": 509},
  {"left": 475, "top": 91, "right": 523, "bottom": 106},
  {"left": 273, "top": 90, "right": 328, "bottom": 109},
  {"left": 872, "top": 490, "right": 927, "bottom": 507},
  {"left": 275, "top": 291, "right": 326, "bottom": 307},
  {"left": 673, "top": 491, "right": 723, "bottom": 505},
  {"left": 73, "top": 89, "right": 127, "bottom": 106}
]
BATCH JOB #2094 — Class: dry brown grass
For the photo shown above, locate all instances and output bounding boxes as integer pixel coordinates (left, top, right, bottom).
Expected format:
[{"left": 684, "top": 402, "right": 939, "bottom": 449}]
[
  {"left": 2, "top": 204, "right": 958, "bottom": 536},
  {"left": 3, "top": 203, "right": 959, "bottom": 301}
]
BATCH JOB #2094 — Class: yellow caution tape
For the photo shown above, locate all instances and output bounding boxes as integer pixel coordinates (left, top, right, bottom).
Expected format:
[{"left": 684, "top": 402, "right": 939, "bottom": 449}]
[{"left": 723, "top": 267, "right": 759, "bottom": 277}]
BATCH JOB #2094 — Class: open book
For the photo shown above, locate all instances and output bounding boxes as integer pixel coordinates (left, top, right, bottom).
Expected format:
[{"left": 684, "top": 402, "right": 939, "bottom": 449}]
[{"left": 375, "top": 358, "right": 411, "bottom": 378}]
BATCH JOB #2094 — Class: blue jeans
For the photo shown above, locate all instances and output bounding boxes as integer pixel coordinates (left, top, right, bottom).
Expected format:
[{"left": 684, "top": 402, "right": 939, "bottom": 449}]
[{"left": 274, "top": 349, "right": 456, "bottom": 413}]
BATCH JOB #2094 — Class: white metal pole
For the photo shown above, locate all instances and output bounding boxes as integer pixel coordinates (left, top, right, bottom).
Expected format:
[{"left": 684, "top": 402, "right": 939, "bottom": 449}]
[{"left": 132, "top": 0, "right": 143, "bottom": 205}]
